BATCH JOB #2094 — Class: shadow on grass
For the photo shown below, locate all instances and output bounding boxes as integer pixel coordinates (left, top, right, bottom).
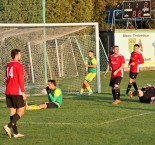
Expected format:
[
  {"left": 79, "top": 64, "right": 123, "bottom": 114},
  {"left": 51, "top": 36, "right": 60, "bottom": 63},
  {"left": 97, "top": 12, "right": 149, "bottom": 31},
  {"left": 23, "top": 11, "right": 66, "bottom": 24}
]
[
  {"left": 0, "top": 100, "right": 5, "bottom": 104},
  {"left": 0, "top": 133, "right": 8, "bottom": 139},
  {"left": 66, "top": 93, "right": 139, "bottom": 103},
  {"left": 64, "top": 93, "right": 155, "bottom": 112},
  {"left": 108, "top": 104, "right": 155, "bottom": 112}
]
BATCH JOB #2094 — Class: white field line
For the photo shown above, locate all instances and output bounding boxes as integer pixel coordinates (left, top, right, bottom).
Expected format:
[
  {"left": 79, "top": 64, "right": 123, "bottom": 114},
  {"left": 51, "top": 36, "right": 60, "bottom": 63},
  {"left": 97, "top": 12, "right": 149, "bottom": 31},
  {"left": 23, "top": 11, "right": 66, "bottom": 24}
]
[
  {"left": 99, "top": 112, "right": 154, "bottom": 125},
  {"left": 1, "top": 112, "right": 153, "bottom": 126}
]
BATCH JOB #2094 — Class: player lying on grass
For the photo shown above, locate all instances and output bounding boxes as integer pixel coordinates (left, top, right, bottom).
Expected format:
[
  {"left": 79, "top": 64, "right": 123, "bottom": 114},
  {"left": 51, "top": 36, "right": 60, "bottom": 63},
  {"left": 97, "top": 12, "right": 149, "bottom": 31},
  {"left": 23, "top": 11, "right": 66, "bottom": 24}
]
[
  {"left": 26, "top": 80, "right": 62, "bottom": 110},
  {"left": 78, "top": 50, "right": 96, "bottom": 96},
  {"left": 130, "top": 84, "right": 155, "bottom": 104}
]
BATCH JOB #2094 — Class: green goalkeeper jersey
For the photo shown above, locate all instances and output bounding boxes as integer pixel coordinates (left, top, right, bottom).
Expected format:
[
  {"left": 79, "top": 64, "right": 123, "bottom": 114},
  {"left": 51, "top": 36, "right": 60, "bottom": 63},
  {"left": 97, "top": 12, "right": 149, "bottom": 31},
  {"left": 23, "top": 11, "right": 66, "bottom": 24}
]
[
  {"left": 48, "top": 88, "right": 63, "bottom": 108},
  {"left": 88, "top": 57, "right": 97, "bottom": 73}
]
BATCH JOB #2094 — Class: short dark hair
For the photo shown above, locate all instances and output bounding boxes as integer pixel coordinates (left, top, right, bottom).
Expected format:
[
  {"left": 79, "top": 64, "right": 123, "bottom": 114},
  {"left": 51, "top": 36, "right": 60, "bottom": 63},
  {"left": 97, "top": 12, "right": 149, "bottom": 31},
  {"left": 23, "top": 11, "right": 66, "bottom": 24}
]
[
  {"left": 88, "top": 50, "right": 94, "bottom": 53},
  {"left": 134, "top": 44, "right": 139, "bottom": 47},
  {"left": 11, "top": 49, "right": 21, "bottom": 59},
  {"left": 48, "top": 80, "right": 56, "bottom": 86},
  {"left": 113, "top": 45, "right": 119, "bottom": 49},
  {"left": 132, "top": 90, "right": 139, "bottom": 96}
]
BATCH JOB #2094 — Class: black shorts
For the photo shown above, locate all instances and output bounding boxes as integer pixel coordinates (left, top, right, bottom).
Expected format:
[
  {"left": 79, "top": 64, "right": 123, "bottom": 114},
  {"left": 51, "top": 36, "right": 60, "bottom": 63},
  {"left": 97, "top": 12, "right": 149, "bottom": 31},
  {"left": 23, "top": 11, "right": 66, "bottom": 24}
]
[
  {"left": 139, "top": 96, "right": 151, "bottom": 103},
  {"left": 6, "top": 95, "right": 25, "bottom": 108},
  {"left": 130, "top": 72, "right": 138, "bottom": 79},
  {"left": 46, "top": 102, "right": 58, "bottom": 109},
  {"left": 109, "top": 77, "right": 122, "bottom": 87}
]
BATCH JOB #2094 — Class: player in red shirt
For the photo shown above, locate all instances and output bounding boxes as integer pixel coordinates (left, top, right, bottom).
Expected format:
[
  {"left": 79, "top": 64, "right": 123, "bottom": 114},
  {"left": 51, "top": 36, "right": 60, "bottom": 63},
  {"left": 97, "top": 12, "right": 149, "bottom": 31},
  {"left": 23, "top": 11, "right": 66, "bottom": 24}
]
[
  {"left": 125, "top": 44, "right": 144, "bottom": 96},
  {"left": 3, "top": 49, "right": 26, "bottom": 138},
  {"left": 104, "top": 46, "right": 125, "bottom": 104}
]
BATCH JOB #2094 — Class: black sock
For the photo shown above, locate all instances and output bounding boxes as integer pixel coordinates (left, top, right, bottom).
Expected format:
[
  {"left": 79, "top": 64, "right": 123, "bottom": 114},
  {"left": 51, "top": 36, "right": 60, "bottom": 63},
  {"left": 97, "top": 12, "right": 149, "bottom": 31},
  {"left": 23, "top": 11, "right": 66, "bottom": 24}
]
[
  {"left": 8, "top": 114, "right": 20, "bottom": 129},
  {"left": 115, "top": 88, "right": 120, "bottom": 100},
  {"left": 126, "top": 83, "right": 132, "bottom": 94},
  {"left": 10, "top": 115, "right": 18, "bottom": 134},
  {"left": 133, "top": 82, "right": 138, "bottom": 90},
  {"left": 112, "top": 89, "right": 116, "bottom": 100}
]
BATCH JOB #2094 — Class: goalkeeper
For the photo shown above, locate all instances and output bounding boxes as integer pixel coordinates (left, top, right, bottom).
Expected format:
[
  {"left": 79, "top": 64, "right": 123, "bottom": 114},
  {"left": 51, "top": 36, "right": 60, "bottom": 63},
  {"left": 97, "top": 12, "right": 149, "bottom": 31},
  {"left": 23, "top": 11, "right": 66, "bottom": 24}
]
[
  {"left": 26, "top": 80, "right": 63, "bottom": 110},
  {"left": 131, "top": 84, "right": 155, "bottom": 104},
  {"left": 78, "top": 50, "right": 97, "bottom": 96}
]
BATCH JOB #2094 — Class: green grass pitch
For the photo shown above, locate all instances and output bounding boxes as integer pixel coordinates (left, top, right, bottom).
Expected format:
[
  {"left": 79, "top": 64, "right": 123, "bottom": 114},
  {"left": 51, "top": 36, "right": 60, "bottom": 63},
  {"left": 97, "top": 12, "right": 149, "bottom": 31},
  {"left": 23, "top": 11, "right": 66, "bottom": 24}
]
[{"left": 0, "top": 71, "right": 155, "bottom": 145}]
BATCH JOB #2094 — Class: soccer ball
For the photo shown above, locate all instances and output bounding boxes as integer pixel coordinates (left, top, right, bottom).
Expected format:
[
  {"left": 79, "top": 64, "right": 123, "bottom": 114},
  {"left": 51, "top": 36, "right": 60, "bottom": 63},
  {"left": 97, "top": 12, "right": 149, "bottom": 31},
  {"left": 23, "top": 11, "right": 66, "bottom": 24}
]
[{"left": 41, "top": 89, "right": 47, "bottom": 95}]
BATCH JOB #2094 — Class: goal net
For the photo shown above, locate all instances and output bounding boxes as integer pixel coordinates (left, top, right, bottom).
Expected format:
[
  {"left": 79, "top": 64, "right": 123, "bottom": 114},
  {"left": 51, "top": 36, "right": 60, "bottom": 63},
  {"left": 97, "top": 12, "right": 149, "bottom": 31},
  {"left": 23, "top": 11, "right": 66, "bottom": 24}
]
[{"left": 0, "top": 23, "right": 101, "bottom": 97}]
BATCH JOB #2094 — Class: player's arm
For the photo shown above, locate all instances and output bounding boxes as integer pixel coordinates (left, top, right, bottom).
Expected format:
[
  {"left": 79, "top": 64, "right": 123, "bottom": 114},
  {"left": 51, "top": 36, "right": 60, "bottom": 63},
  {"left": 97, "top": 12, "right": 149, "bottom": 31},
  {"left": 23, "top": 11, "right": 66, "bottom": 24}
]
[
  {"left": 104, "top": 62, "right": 111, "bottom": 78},
  {"left": 18, "top": 65, "right": 26, "bottom": 100},
  {"left": 138, "top": 53, "right": 144, "bottom": 64},
  {"left": 129, "top": 53, "right": 134, "bottom": 66},
  {"left": 48, "top": 89, "right": 60, "bottom": 103},
  {"left": 85, "top": 58, "right": 96, "bottom": 68}
]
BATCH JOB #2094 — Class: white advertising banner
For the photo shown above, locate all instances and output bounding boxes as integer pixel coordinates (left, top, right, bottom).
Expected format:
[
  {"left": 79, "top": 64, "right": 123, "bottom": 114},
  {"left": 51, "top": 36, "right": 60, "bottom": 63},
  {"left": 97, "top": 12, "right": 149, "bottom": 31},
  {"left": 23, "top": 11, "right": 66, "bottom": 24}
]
[{"left": 115, "top": 29, "right": 155, "bottom": 67}]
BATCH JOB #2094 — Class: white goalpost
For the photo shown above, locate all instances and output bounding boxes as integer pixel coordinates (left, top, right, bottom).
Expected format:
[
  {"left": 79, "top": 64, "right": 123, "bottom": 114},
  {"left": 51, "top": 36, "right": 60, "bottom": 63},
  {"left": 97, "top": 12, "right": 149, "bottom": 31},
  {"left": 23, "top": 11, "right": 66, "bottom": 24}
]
[{"left": 0, "top": 23, "right": 101, "bottom": 96}]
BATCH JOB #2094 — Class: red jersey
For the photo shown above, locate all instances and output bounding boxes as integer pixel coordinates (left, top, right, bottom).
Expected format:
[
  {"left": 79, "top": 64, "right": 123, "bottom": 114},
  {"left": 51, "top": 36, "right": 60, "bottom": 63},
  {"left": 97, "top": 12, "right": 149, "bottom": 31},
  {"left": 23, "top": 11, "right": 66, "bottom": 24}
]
[
  {"left": 6, "top": 61, "right": 25, "bottom": 95},
  {"left": 129, "top": 52, "right": 144, "bottom": 73},
  {"left": 109, "top": 54, "right": 125, "bottom": 78}
]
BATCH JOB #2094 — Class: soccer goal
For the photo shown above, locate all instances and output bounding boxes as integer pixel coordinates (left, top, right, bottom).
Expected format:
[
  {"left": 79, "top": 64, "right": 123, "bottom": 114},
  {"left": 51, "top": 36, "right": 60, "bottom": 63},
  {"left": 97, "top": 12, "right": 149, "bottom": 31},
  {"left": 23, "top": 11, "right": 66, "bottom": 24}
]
[{"left": 0, "top": 23, "right": 101, "bottom": 96}]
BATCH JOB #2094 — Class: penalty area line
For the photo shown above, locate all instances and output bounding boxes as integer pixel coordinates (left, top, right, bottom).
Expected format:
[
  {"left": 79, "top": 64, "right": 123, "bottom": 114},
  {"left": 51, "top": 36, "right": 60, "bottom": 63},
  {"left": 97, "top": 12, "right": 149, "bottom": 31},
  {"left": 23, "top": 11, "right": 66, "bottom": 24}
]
[{"left": 1, "top": 111, "right": 152, "bottom": 126}]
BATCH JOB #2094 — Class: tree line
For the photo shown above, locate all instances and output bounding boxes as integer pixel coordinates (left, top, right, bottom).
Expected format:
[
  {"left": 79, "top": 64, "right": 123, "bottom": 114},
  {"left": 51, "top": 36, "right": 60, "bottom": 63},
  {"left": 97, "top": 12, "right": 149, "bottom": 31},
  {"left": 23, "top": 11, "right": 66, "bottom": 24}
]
[{"left": 0, "top": 0, "right": 154, "bottom": 29}]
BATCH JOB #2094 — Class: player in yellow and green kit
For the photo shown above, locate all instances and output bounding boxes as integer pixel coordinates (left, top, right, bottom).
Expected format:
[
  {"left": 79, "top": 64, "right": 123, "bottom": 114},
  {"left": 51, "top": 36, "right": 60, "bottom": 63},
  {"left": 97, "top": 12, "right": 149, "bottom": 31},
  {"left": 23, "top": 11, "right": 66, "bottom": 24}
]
[
  {"left": 78, "top": 50, "right": 97, "bottom": 96},
  {"left": 26, "top": 80, "right": 62, "bottom": 110}
]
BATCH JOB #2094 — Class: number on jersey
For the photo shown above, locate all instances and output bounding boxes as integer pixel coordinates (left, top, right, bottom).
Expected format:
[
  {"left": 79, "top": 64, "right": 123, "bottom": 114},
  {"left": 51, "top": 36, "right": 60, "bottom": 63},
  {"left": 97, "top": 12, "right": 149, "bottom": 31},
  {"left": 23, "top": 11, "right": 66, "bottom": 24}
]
[{"left": 7, "top": 67, "right": 13, "bottom": 78}]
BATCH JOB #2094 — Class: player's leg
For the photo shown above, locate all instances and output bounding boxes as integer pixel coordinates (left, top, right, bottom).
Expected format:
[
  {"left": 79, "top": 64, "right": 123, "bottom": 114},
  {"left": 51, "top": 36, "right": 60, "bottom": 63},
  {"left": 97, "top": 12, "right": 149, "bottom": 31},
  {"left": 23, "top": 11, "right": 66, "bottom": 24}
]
[
  {"left": 125, "top": 72, "right": 134, "bottom": 96},
  {"left": 84, "top": 73, "right": 96, "bottom": 95},
  {"left": 79, "top": 82, "right": 86, "bottom": 95},
  {"left": 132, "top": 72, "right": 138, "bottom": 91},
  {"left": 10, "top": 108, "right": 19, "bottom": 136},
  {"left": 112, "top": 85, "right": 121, "bottom": 104},
  {"left": 3, "top": 95, "right": 15, "bottom": 138},
  {"left": 46, "top": 103, "right": 58, "bottom": 108},
  {"left": 10, "top": 107, "right": 25, "bottom": 138},
  {"left": 112, "top": 77, "right": 122, "bottom": 104},
  {"left": 7, "top": 96, "right": 25, "bottom": 138},
  {"left": 26, "top": 103, "right": 43, "bottom": 110},
  {"left": 27, "top": 102, "right": 58, "bottom": 110},
  {"left": 132, "top": 81, "right": 138, "bottom": 91},
  {"left": 78, "top": 74, "right": 90, "bottom": 95},
  {"left": 79, "top": 73, "right": 94, "bottom": 95},
  {"left": 109, "top": 78, "right": 116, "bottom": 100}
]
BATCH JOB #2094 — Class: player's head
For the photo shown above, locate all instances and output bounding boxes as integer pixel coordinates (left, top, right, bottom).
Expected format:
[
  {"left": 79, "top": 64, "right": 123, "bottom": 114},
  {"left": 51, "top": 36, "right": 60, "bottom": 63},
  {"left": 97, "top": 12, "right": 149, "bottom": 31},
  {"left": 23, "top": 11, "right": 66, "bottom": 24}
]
[
  {"left": 11, "top": 49, "right": 21, "bottom": 61},
  {"left": 48, "top": 80, "right": 56, "bottom": 90},
  {"left": 87, "top": 50, "right": 94, "bottom": 58},
  {"left": 113, "top": 45, "right": 119, "bottom": 55},
  {"left": 132, "top": 90, "right": 139, "bottom": 96},
  {"left": 134, "top": 44, "right": 139, "bottom": 52}
]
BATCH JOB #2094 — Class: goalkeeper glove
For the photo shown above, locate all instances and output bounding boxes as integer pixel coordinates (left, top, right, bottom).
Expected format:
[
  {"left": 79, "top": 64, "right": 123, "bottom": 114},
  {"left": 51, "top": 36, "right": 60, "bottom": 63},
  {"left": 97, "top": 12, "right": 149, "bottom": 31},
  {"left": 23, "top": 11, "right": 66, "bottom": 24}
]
[{"left": 46, "top": 87, "right": 51, "bottom": 94}]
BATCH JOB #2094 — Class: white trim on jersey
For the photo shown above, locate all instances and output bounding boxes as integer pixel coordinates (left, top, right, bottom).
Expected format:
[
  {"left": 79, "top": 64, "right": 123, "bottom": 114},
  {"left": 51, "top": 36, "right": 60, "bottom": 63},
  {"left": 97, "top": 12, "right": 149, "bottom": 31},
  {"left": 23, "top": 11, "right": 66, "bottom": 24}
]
[
  {"left": 19, "top": 86, "right": 22, "bottom": 95},
  {"left": 121, "top": 69, "right": 124, "bottom": 77},
  {"left": 137, "top": 65, "right": 139, "bottom": 73}
]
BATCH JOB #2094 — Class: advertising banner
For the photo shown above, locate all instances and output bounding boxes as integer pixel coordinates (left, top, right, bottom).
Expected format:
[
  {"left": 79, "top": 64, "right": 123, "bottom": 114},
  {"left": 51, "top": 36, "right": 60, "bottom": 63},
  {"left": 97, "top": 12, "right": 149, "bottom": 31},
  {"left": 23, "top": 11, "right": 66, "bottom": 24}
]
[{"left": 115, "top": 29, "right": 155, "bottom": 68}]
